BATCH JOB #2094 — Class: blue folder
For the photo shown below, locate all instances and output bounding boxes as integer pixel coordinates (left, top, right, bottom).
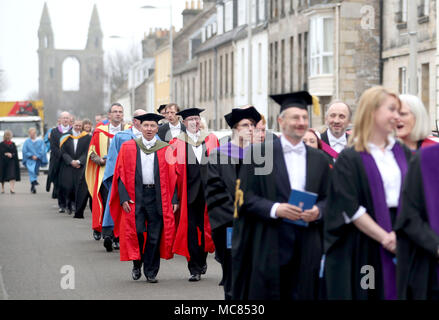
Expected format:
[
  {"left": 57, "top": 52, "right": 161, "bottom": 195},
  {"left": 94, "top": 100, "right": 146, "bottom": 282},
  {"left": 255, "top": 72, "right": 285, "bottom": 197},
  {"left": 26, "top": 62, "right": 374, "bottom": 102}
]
[
  {"left": 283, "top": 189, "right": 318, "bottom": 227},
  {"left": 226, "top": 227, "right": 233, "bottom": 249}
]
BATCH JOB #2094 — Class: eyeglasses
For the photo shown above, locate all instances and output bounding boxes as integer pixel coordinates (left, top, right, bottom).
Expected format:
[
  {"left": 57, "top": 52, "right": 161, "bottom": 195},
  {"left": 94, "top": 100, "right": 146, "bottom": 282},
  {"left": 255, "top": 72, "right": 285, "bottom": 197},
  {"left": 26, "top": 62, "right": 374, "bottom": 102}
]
[
  {"left": 237, "top": 123, "right": 255, "bottom": 129},
  {"left": 186, "top": 117, "right": 201, "bottom": 122}
]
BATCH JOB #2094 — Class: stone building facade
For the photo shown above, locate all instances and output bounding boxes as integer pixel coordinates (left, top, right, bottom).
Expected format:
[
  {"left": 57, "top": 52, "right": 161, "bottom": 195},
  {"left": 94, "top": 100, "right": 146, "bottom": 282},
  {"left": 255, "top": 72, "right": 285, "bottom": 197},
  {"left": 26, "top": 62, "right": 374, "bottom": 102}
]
[
  {"left": 266, "top": 0, "right": 382, "bottom": 130},
  {"left": 382, "top": 0, "right": 437, "bottom": 130}
]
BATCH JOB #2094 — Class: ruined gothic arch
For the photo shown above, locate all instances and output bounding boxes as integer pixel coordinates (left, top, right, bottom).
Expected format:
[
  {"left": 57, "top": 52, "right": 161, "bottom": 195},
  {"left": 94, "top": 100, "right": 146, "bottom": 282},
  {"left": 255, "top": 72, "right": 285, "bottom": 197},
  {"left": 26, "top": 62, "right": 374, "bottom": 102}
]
[{"left": 62, "top": 56, "right": 81, "bottom": 91}]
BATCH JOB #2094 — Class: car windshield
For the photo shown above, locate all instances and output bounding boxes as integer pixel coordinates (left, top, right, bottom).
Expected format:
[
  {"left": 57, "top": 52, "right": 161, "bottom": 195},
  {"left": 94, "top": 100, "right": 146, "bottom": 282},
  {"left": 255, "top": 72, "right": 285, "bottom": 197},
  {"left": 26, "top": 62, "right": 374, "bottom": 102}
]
[{"left": 0, "top": 121, "right": 41, "bottom": 138}]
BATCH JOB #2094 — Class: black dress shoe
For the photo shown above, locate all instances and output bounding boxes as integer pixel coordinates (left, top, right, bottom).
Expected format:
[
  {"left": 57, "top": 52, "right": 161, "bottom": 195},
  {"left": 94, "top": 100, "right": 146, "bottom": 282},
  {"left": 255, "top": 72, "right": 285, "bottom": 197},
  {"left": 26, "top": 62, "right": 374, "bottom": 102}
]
[
  {"left": 201, "top": 264, "right": 207, "bottom": 275},
  {"left": 132, "top": 268, "right": 141, "bottom": 281},
  {"left": 103, "top": 236, "right": 113, "bottom": 252},
  {"left": 93, "top": 230, "right": 101, "bottom": 241},
  {"left": 146, "top": 276, "right": 158, "bottom": 283},
  {"left": 189, "top": 274, "right": 201, "bottom": 282}
]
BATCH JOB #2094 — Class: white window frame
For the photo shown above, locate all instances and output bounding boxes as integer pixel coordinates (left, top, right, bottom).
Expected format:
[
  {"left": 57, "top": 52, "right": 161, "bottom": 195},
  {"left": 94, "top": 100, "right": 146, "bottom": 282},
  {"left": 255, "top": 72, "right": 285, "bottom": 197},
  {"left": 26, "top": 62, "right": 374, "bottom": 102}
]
[
  {"left": 424, "top": 0, "right": 430, "bottom": 16},
  {"left": 217, "top": 4, "right": 224, "bottom": 35},
  {"left": 401, "top": 0, "right": 408, "bottom": 22},
  {"left": 400, "top": 67, "right": 407, "bottom": 94},
  {"left": 258, "top": 0, "right": 265, "bottom": 22},
  {"left": 309, "top": 15, "right": 334, "bottom": 77},
  {"left": 225, "top": 0, "right": 234, "bottom": 32},
  {"left": 238, "top": 0, "right": 246, "bottom": 26}
]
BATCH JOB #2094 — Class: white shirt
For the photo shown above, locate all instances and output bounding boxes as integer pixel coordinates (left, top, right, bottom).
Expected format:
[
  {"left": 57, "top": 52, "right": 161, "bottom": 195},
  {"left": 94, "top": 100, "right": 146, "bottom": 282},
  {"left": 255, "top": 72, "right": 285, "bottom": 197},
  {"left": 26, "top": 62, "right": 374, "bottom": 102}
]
[
  {"left": 72, "top": 130, "right": 80, "bottom": 154},
  {"left": 109, "top": 123, "right": 122, "bottom": 144},
  {"left": 109, "top": 123, "right": 122, "bottom": 135},
  {"left": 343, "top": 136, "right": 402, "bottom": 224},
  {"left": 132, "top": 127, "right": 142, "bottom": 138},
  {"left": 140, "top": 136, "right": 156, "bottom": 185},
  {"left": 169, "top": 122, "right": 182, "bottom": 139},
  {"left": 270, "top": 136, "right": 307, "bottom": 219},
  {"left": 60, "top": 125, "right": 70, "bottom": 133},
  {"left": 327, "top": 129, "right": 347, "bottom": 154},
  {"left": 187, "top": 130, "right": 203, "bottom": 164}
]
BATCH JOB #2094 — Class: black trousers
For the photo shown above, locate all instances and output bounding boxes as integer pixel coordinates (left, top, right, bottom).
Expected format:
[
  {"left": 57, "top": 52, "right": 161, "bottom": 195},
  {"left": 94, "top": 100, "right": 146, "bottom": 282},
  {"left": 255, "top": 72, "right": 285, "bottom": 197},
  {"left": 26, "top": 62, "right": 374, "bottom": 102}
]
[
  {"left": 279, "top": 224, "right": 303, "bottom": 300},
  {"left": 212, "top": 223, "right": 233, "bottom": 300},
  {"left": 73, "top": 170, "right": 90, "bottom": 218},
  {"left": 187, "top": 190, "right": 208, "bottom": 275},
  {"left": 133, "top": 187, "right": 163, "bottom": 278},
  {"left": 57, "top": 172, "right": 67, "bottom": 209}
]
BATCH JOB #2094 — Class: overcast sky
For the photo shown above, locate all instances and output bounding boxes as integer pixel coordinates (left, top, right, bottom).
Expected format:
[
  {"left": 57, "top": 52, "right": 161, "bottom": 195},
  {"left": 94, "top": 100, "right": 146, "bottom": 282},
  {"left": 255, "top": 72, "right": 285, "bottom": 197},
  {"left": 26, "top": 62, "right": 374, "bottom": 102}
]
[{"left": 0, "top": 0, "right": 187, "bottom": 100}]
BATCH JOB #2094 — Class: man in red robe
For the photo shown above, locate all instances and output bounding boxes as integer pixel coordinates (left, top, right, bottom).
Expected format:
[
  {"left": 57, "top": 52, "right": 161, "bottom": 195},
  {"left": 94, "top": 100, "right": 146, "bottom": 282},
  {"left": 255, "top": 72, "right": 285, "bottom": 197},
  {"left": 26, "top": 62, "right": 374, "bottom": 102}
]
[
  {"left": 169, "top": 107, "right": 218, "bottom": 282},
  {"left": 110, "top": 113, "right": 177, "bottom": 283},
  {"left": 85, "top": 103, "right": 130, "bottom": 240}
]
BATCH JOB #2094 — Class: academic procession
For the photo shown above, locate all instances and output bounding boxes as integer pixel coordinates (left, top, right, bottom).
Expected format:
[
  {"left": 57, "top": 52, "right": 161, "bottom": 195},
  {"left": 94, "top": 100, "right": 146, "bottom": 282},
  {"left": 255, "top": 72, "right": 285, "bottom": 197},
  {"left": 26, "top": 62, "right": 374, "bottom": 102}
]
[{"left": 4, "top": 87, "right": 439, "bottom": 302}]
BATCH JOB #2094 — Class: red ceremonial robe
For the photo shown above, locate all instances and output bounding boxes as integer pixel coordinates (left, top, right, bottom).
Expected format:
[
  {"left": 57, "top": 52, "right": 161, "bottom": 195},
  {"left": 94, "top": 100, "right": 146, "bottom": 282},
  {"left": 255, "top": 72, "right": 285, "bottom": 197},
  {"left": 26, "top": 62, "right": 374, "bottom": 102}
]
[
  {"left": 109, "top": 140, "right": 176, "bottom": 261},
  {"left": 169, "top": 133, "right": 219, "bottom": 260}
]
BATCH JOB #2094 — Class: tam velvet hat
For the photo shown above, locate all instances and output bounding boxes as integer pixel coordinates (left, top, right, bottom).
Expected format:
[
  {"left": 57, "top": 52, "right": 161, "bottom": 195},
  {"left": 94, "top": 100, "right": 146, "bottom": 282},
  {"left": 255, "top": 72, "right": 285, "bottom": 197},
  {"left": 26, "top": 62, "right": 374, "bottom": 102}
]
[
  {"left": 270, "top": 91, "right": 313, "bottom": 112},
  {"left": 134, "top": 113, "right": 165, "bottom": 123},
  {"left": 224, "top": 106, "right": 261, "bottom": 128},
  {"left": 176, "top": 107, "right": 205, "bottom": 120},
  {"left": 157, "top": 104, "right": 167, "bottom": 114}
]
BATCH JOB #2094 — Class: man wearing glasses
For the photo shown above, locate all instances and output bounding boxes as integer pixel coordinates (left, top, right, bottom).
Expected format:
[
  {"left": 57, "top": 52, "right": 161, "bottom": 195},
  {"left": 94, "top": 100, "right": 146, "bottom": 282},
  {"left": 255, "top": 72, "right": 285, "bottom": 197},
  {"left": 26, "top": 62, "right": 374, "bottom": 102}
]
[{"left": 85, "top": 103, "right": 130, "bottom": 241}]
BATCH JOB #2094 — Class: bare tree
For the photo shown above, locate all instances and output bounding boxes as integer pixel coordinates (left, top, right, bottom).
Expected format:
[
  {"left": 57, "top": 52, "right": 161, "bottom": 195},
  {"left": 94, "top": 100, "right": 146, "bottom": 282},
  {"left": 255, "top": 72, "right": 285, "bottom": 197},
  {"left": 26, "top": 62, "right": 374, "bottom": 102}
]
[{"left": 105, "top": 44, "right": 141, "bottom": 102}]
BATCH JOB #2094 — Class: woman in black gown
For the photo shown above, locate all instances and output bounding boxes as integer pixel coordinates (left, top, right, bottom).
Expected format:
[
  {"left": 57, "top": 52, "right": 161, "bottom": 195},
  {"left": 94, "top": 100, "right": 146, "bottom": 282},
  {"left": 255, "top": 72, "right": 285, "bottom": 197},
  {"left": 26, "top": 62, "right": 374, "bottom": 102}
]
[{"left": 0, "top": 130, "right": 20, "bottom": 194}]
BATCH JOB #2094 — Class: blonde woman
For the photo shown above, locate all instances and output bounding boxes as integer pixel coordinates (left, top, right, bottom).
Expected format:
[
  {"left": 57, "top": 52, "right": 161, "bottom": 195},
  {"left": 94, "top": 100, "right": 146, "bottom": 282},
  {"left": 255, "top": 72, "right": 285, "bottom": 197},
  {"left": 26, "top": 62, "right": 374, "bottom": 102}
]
[
  {"left": 0, "top": 130, "right": 20, "bottom": 193},
  {"left": 324, "top": 86, "right": 412, "bottom": 300}
]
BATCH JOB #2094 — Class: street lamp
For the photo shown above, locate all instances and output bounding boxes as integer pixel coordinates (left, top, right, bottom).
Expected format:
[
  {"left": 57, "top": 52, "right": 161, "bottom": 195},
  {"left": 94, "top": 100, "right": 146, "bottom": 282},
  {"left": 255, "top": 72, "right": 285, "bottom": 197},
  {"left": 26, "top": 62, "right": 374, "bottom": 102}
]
[{"left": 141, "top": 2, "right": 173, "bottom": 102}]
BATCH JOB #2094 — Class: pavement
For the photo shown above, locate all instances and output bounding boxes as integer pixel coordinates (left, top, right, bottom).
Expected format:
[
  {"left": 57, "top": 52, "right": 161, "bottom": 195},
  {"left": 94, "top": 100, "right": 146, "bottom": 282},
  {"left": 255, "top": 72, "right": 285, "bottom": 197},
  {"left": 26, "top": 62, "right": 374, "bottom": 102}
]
[{"left": 0, "top": 172, "right": 223, "bottom": 300}]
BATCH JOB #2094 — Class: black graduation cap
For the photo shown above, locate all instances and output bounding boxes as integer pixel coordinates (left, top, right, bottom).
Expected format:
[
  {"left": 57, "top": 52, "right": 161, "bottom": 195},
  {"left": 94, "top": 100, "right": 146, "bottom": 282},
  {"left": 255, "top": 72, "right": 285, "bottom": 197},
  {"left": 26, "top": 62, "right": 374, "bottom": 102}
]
[
  {"left": 176, "top": 107, "right": 205, "bottom": 120},
  {"left": 157, "top": 104, "right": 167, "bottom": 114},
  {"left": 134, "top": 113, "right": 165, "bottom": 124},
  {"left": 224, "top": 106, "right": 262, "bottom": 129},
  {"left": 270, "top": 91, "right": 313, "bottom": 112}
]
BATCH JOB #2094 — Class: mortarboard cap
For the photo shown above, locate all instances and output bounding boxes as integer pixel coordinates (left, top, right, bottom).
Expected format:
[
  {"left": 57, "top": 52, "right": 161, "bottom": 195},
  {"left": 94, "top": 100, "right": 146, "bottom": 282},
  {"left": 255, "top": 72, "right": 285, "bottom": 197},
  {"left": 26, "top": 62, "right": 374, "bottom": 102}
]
[
  {"left": 176, "top": 107, "right": 205, "bottom": 120},
  {"left": 270, "top": 91, "right": 313, "bottom": 113},
  {"left": 224, "top": 106, "right": 261, "bottom": 129},
  {"left": 157, "top": 104, "right": 167, "bottom": 114},
  {"left": 134, "top": 113, "right": 165, "bottom": 124}
]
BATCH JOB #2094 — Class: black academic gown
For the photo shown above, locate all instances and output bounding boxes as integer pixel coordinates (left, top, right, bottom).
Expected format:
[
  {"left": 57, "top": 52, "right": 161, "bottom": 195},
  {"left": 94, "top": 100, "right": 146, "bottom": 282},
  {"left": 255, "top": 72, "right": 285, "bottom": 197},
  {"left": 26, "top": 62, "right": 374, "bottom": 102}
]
[
  {"left": 157, "top": 122, "right": 186, "bottom": 143},
  {"left": 205, "top": 146, "right": 243, "bottom": 300},
  {"left": 48, "top": 127, "right": 71, "bottom": 207},
  {"left": 323, "top": 144, "right": 412, "bottom": 300},
  {"left": 0, "top": 141, "right": 20, "bottom": 182},
  {"left": 320, "top": 130, "right": 349, "bottom": 147},
  {"left": 320, "top": 130, "right": 349, "bottom": 162},
  {"left": 185, "top": 141, "right": 210, "bottom": 275},
  {"left": 60, "top": 134, "right": 92, "bottom": 211},
  {"left": 232, "top": 139, "right": 330, "bottom": 300},
  {"left": 395, "top": 153, "right": 439, "bottom": 300}
]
